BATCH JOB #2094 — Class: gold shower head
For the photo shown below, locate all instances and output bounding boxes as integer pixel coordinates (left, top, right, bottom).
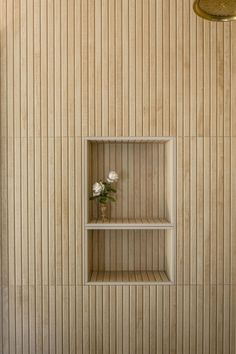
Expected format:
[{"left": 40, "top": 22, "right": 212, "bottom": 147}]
[{"left": 193, "top": 0, "right": 236, "bottom": 21}]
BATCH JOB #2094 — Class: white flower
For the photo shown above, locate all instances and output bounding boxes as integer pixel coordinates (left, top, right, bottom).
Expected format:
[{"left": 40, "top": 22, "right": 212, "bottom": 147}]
[
  {"left": 107, "top": 171, "right": 119, "bottom": 183},
  {"left": 92, "top": 182, "right": 105, "bottom": 196}
]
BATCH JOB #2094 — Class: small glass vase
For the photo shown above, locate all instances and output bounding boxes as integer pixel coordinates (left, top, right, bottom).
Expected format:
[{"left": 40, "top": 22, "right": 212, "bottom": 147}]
[{"left": 99, "top": 203, "right": 108, "bottom": 222}]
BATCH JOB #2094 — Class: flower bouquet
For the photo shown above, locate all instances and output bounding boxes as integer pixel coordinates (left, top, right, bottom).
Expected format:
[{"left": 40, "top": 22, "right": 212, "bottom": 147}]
[{"left": 89, "top": 171, "right": 119, "bottom": 221}]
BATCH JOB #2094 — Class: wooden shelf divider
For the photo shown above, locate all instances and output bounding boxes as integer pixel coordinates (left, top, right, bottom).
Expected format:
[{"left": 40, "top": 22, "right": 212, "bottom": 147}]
[
  {"left": 86, "top": 217, "right": 174, "bottom": 230},
  {"left": 89, "top": 270, "right": 172, "bottom": 285}
]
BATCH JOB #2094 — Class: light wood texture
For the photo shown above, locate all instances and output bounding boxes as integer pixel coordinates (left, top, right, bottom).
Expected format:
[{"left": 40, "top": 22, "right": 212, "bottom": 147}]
[
  {"left": 86, "top": 218, "right": 173, "bottom": 230},
  {"left": 85, "top": 230, "right": 175, "bottom": 284},
  {"left": 84, "top": 138, "right": 176, "bottom": 285},
  {"left": 0, "top": 0, "right": 236, "bottom": 352},
  {"left": 89, "top": 270, "right": 170, "bottom": 284},
  {"left": 85, "top": 138, "right": 175, "bottom": 224}
]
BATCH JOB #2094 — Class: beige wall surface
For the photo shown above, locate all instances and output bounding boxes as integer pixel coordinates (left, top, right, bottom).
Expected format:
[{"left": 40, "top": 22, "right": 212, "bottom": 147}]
[{"left": 0, "top": 0, "right": 236, "bottom": 353}]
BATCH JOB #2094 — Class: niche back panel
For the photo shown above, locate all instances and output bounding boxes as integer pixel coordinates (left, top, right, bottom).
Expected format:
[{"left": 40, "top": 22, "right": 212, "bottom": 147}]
[
  {"left": 86, "top": 229, "right": 174, "bottom": 284},
  {"left": 85, "top": 137, "right": 175, "bottom": 224}
]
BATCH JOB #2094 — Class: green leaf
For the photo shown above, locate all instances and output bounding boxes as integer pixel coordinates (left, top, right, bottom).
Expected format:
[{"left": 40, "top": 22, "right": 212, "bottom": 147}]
[
  {"left": 99, "top": 196, "right": 108, "bottom": 204},
  {"left": 107, "top": 196, "right": 116, "bottom": 202},
  {"left": 89, "top": 196, "right": 98, "bottom": 200}
]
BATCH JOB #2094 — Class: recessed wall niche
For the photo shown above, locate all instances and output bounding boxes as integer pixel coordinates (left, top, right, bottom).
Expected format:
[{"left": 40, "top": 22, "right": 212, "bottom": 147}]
[{"left": 83, "top": 137, "right": 176, "bottom": 284}]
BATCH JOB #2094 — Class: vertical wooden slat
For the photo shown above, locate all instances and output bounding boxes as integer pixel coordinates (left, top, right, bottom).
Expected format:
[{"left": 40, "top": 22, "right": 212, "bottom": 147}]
[
  {"left": 211, "top": 137, "right": 217, "bottom": 284},
  {"left": 224, "top": 141, "right": 231, "bottom": 285},
  {"left": 15, "top": 138, "right": 21, "bottom": 285},
  {"left": 170, "top": 286, "right": 177, "bottom": 354},
  {"left": 49, "top": 286, "right": 56, "bottom": 354},
  {"left": 217, "top": 138, "right": 224, "bottom": 284},
  {"left": 232, "top": 23, "right": 236, "bottom": 136},
  {"left": 7, "top": 0, "right": 14, "bottom": 138},
  {"left": 177, "top": 138, "right": 183, "bottom": 283},
  {"left": 41, "top": 0, "right": 48, "bottom": 137},
  {"left": 15, "top": 286, "right": 22, "bottom": 354},
  {"left": 203, "top": 285, "right": 210, "bottom": 354},
  {"left": 0, "top": 1, "right": 236, "bottom": 353},
  {"left": 56, "top": 286, "right": 62, "bottom": 354},
  {"left": 108, "top": 0, "right": 116, "bottom": 137},
  {"left": 116, "top": 287, "right": 122, "bottom": 354},
  {"left": 170, "top": 0, "right": 177, "bottom": 136},
  {"left": 204, "top": 138, "right": 211, "bottom": 284},
  {"left": 142, "top": 0, "right": 149, "bottom": 137},
  {"left": 42, "top": 138, "right": 48, "bottom": 285},
  {"left": 136, "top": 286, "right": 143, "bottom": 354},
  {"left": 115, "top": 0, "right": 122, "bottom": 137},
  {"left": 190, "top": 138, "right": 197, "bottom": 284},
  {"left": 162, "top": 0, "right": 170, "bottom": 136},
  {"left": 75, "top": 138, "right": 83, "bottom": 285},
  {"left": 163, "top": 287, "right": 170, "bottom": 354},
  {"left": 89, "top": 285, "right": 96, "bottom": 353},
  {"left": 190, "top": 1, "right": 197, "bottom": 136},
  {"left": 129, "top": 0, "right": 136, "bottom": 136},
  {"left": 29, "top": 285, "right": 36, "bottom": 353},
  {"left": 81, "top": 0, "right": 88, "bottom": 136},
  {"left": 176, "top": 286, "right": 183, "bottom": 354},
  {"left": 204, "top": 21, "right": 211, "bottom": 137},
  {"left": 156, "top": 0, "right": 163, "bottom": 135},
  {"left": 197, "top": 285, "right": 203, "bottom": 354},
  {"left": 189, "top": 286, "right": 197, "bottom": 354},
  {"left": 21, "top": 139, "right": 28, "bottom": 286},
  {"left": 211, "top": 23, "right": 217, "bottom": 137},
  {"left": 231, "top": 138, "right": 236, "bottom": 283},
  {"left": 42, "top": 286, "right": 49, "bottom": 354},
  {"left": 223, "top": 24, "right": 231, "bottom": 137},
  {"left": 197, "top": 138, "right": 204, "bottom": 283},
  {"left": 196, "top": 17, "right": 204, "bottom": 136},
  {"left": 184, "top": 138, "right": 190, "bottom": 283},
  {"left": 122, "top": 0, "right": 129, "bottom": 136},
  {"left": 1, "top": 138, "right": 8, "bottom": 288},
  {"left": 135, "top": 0, "right": 143, "bottom": 136},
  {"left": 88, "top": 0, "right": 95, "bottom": 138},
  {"left": 34, "top": 0, "right": 41, "bottom": 137},
  {"left": 62, "top": 286, "right": 69, "bottom": 354},
  {"left": 20, "top": 0, "right": 27, "bottom": 138},
  {"left": 36, "top": 285, "right": 42, "bottom": 354},
  {"left": 55, "top": 138, "right": 62, "bottom": 285},
  {"left": 69, "top": 138, "right": 76, "bottom": 284},
  {"left": 47, "top": 0, "right": 55, "bottom": 137},
  {"left": 48, "top": 138, "right": 55, "bottom": 285},
  {"left": 109, "top": 286, "right": 116, "bottom": 354},
  {"left": 183, "top": 0, "right": 190, "bottom": 136},
  {"left": 143, "top": 286, "right": 150, "bottom": 353},
  {"left": 0, "top": 0, "right": 7, "bottom": 138},
  {"left": 62, "top": 138, "right": 69, "bottom": 285},
  {"left": 76, "top": 286, "right": 83, "bottom": 354},
  {"left": 75, "top": 0, "right": 82, "bottom": 137},
  {"left": 13, "top": 0, "right": 20, "bottom": 138},
  {"left": 217, "top": 23, "right": 224, "bottom": 137},
  {"left": 210, "top": 285, "right": 217, "bottom": 354},
  {"left": 35, "top": 138, "right": 42, "bottom": 285},
  {"left": 61, "top": 0, "right": 68, "bottom": 136},
  {"left": 27, "top": 0, "right": 34, "bottom": 138},
  {"left": 68, "top": 0, "right": 75, "bottom": 137}
]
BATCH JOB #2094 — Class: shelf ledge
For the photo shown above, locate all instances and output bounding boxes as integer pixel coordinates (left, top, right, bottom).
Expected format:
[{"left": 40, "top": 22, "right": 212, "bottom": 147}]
[
  {"left": 86, "top": 218, "right": 174, "bottom": 230},
  {"left": 87, "top": 270, "right": 172, "bottom": 285}
]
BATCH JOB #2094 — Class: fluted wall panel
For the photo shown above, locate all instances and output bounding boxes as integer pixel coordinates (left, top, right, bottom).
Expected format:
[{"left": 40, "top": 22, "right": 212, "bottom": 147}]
[{"left": 0, "top": 0, "right": 236, "bottom": 353}]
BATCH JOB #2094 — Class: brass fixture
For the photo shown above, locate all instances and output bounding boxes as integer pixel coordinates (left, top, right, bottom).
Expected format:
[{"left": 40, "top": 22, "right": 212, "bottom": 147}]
[{"left": 193, "top": 0, "right": 236, "bottom": 21}]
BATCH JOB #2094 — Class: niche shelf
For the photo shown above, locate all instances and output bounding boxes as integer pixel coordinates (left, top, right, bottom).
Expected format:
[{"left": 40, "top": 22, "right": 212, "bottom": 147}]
[
  {"left": 85, "top": 229, "right": 175, "bottom": 285},
  {"left": 83, "top": 137, "right": 176, "bottom": 285}
]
